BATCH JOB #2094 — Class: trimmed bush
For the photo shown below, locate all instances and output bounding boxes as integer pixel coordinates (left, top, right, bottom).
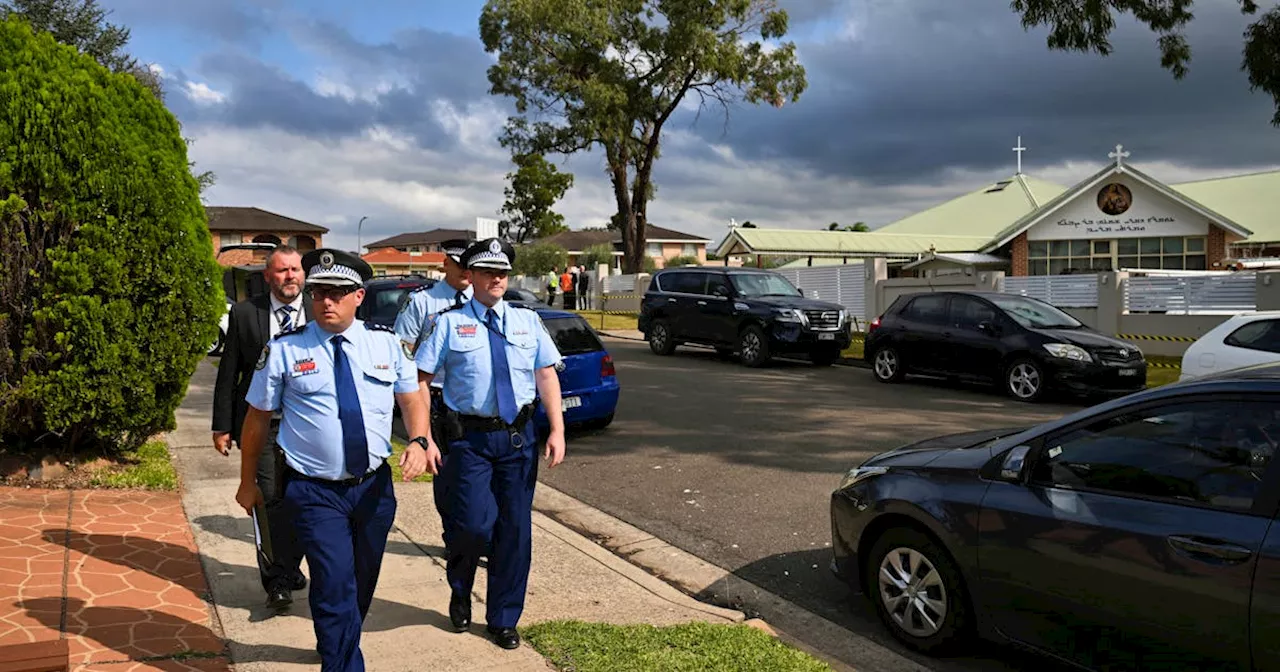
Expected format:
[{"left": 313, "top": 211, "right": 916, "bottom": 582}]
[{"left": 0, "top": 17, "right": 222, "bottom": 453}]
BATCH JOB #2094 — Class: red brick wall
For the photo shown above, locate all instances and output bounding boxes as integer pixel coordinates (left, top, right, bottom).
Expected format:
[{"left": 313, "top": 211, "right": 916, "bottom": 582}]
[
  {"left": 213, "top": 230, "right": 321, "bottom": 266},
  {"left": 1011, "top": 232, "right": 1029, "bottom": 276},
  {"left": 1207, "top": 224, "right": 1240, "bottom": 269}
]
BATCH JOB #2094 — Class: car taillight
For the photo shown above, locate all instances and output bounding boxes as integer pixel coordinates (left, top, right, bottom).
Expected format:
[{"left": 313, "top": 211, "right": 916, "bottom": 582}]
[
  {"left": 869, "top": 317, "right": 881, "bottom": 332},
  {"left": 601, "top": 354, "right": 616, "bottom": 377}
]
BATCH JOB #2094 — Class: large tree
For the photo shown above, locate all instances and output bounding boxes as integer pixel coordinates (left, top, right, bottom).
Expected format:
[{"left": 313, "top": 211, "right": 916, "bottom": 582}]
[
  {"left": 498, "top": 152, "right": 574, "bottom": 243},
  {"left": 1012, "top": 0, "right": 1280, "bottom": 125},
  {"left": 480, "top": 0, "right": 807, "bottom": 273},
  {"left": 1, "top": 0, "right": 215, "bottom": 191}
]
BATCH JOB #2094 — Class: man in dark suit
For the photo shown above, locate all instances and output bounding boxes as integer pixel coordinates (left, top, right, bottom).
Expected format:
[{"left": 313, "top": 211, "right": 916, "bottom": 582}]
[{"left": 212, "top": 244, "right": 310, "bottom": 610}]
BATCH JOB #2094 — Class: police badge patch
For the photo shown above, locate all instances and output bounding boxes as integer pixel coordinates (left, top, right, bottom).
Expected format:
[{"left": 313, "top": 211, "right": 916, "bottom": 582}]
[
  {"left": 401, "top": 341, "right": 413, "bottom": 359},
  {"left": 256, "top": 344, "right": 270, "bottom": 370}
]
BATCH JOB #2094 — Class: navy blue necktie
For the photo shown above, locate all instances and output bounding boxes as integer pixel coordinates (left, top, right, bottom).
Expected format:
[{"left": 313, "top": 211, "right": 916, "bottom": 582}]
[
  {"left": 486, "top": 310, "right": 519, "bottom": 425},
  {"left": 454, "top": 290, "right": 465, "bottom": 306},
  {"left": 330, "top": 335, "right": 369, "bottom": 476}
]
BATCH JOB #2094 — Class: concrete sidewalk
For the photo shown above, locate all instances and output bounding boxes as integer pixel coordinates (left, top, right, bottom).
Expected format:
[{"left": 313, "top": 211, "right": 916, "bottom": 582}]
[{"left": 167, "top": 359, "right": 743, "bottom": 671}]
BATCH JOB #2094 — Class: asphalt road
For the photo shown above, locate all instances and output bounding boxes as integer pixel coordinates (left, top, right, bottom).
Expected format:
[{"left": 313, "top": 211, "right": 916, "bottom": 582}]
[{"left": 538, "top": 338, "right": 1086, "bottom": 672}]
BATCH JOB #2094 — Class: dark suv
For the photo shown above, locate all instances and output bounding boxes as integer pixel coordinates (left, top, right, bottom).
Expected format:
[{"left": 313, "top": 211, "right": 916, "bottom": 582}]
[
  {"left": 356, "top": 275, "right": 434, "bottom": 328},
  {"left": 865, "top": 290, "right": 1147, "bottom": 401},
  {"left": 638, "top": 267, "right": 854, "bottom": 367}
]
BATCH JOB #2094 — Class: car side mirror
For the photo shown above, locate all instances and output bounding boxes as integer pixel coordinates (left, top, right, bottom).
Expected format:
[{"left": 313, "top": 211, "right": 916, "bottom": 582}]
[
  {"left": 797, "top": 287, "right": 805, "bottom": 297},
  {"left": 978, "top": 321, "right": 998, "bottom": 336},
  {"left": 713, "top": 286, "right": 730, "bottom": 298},
  {"left": 998, "top": 445, "right": 1032, "bottom": 483}
]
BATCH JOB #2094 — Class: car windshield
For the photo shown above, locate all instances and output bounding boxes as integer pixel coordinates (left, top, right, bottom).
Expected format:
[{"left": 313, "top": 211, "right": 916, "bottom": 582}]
[
  {"left": 367, "top": 286, "right": 417, "bottom": 325},
  {"left": 729, "top": 273, "right": 801, "bottom": 298},
  {"left": 988, "top": 295, "right": 1082, "bottom": 329},
  {"left": 542, "top": 316, "right": 604, "bottom": 355}
]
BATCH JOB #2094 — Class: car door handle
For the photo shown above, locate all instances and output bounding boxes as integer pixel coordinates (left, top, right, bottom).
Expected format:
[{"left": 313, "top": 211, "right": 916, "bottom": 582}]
[
  {"left": 697, "top": 300, "right": 707, "bottom": 305},
  {"left": 1167, "top": 535, "right": 1254, "bottom": 563},
  {"left": 668, "top": 298, "right": 677, "bottom": 303}
]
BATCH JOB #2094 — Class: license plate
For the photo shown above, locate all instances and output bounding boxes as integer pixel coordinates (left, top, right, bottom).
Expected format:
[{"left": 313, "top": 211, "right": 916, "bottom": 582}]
[
  {"left": 1119, "top": 369, "right": 1138, "bottom": 377},
  {"left": 818, "top": 333, "right": 835, "bottom": 341},
  {"left": 563, "top": 396, "right": 582, "bottom": 409}
]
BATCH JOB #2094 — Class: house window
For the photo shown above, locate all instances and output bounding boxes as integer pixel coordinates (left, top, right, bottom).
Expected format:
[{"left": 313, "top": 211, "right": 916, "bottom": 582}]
[
  {"left": 1027, "top": 236, "right": 1206, "bottom": 275},
  {"left": 409, "top": 246, "right": 421, "bottom": 253},
  {"left": 219, "top": 233, "right": 240, "bottom": 250},
  {"left": 681, "top": 243, "right": 697, "bottom": 257},
  {"left": 646, "top": 242, "right": 662, "bottom": 257}
]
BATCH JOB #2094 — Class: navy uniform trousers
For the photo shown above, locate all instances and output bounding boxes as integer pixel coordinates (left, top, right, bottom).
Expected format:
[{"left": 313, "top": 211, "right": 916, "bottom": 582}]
[
  {"left": 440, "top": 421, "right": 538, "bottom": 629},
  {"left": 284, "top": 462, "right": 395, "bottom": 672}
]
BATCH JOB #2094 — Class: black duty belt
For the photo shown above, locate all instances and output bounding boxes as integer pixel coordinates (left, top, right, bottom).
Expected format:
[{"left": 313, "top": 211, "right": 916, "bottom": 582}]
[
  {"left": 288, "top": 460, "right": 388, "bottom": 487},
  {"left": 454, "top": 403, "right": 535, "bottom": 432}
]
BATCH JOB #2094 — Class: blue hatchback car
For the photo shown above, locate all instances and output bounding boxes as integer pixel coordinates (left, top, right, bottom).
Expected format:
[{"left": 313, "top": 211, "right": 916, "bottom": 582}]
[{"left": 529, "top": 307, "right": 620, "bottom": 433}]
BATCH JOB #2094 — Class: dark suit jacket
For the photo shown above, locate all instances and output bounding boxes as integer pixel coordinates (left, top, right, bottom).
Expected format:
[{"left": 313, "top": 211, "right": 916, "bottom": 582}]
[{"left": 212, "top": 294, "right": 314, "bottom": 442}]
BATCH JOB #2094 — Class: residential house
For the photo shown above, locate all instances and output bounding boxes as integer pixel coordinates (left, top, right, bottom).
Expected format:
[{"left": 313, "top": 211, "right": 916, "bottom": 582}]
[
  {"left": 207, "top": 206, "right": 329, "bottom": 266},
  {"left": 364, "top": 228, "right": 477, "bottom": 254},
  {"left": 534, "top": 224, "right": 713, "bottom": 269},
  {"left": 361, "top": 248, "right": 446, "bottom": 277}
]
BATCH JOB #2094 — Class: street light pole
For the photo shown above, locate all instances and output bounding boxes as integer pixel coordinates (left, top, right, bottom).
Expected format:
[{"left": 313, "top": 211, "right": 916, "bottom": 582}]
[{"left": 357, "top": 215, "right": 368, "bottom": 253}]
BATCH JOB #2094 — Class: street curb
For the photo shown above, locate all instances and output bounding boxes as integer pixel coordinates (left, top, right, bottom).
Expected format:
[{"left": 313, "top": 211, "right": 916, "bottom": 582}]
[
  {"left": 597, "top": 330, "right": 646, "bottom": 342},
  {"left": 532, "top": 484, "right": 929, "bottom": 672}
]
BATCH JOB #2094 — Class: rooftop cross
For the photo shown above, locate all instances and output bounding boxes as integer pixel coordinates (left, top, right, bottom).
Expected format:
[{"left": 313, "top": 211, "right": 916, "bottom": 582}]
[
  {"left": 1012, "top": 136, "right": 1026, "bottom": 174},
  {"left": 1108, "top": 144, "right": 1130, "bottom": 166}
]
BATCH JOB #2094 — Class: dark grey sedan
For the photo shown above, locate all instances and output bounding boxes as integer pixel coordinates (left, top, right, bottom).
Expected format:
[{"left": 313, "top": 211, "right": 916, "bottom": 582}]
[{"left": 831, "top": 362, "right": 1280, "bottom": 671}]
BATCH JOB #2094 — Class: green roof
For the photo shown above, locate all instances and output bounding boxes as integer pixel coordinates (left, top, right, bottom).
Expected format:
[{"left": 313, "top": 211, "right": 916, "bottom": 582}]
[
  {"left": 716, "top": 228, "right": 991, "bottom": 257},
  {"left": 875, "top": 174, "right": 1067, "bottom": 239},
  {"left": 1171, "top": 169, "right": 1280, "bottom": 244}
]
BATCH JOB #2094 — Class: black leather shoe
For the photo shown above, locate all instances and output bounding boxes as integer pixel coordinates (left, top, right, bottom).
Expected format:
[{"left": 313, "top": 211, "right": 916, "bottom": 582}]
[
  {"left": 486, "top": 626, "right": 520, "bottom": 650},
  {"left": 266, "top": 587, "right": 292, "bottom": 610},
  {"left": 289, "top": 572, "right": 307, "bottom": 591},
  {"left": 448, "top": 593, "right": 471, "bottom": 631}
]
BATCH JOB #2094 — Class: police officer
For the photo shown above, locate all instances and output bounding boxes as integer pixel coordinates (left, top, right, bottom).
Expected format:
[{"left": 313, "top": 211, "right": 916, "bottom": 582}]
[
  {"left": 392, "top": 238, "right": 477, "bottom": 537},
  {"left": 237, "top": 248, "right": 430, "bottom": 671},
  {"left": 413, "top": 237, "right": 567, "bottom": 650}
]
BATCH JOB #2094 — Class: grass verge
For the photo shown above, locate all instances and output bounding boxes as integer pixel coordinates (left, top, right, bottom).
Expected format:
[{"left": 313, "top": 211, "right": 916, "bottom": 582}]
[
  {"left": 572, "top": 311, "right": 640, "bottom": 332},
  {"left": 389, "top": 436, "right": 433, "bottom": 484},
  {"left": 845, "top": 341, "right": 1185, "bottom": 389},
  {"left": 522, "top": 621, "right": 832, "bottom": 672},
  {"left": 89, "top": 440, "right": 178, "bottom": 490}
]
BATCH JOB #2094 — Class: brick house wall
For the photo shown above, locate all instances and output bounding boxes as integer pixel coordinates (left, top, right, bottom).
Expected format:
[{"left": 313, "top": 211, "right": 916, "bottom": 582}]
[
  {"left": 214, "top": 230, "right": 322, "bottom": 266},
  {"left": 1208, "top": 223, "right": 1243, "bottom": 269},
  {"left": 1010, "top": 232, "right": 1029, "bottom": 276}
]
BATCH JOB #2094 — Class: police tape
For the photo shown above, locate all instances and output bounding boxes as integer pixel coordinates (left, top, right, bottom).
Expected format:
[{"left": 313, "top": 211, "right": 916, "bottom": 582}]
[{"left": 1114, "top": 333, "right": 1198, "bottom": 343}]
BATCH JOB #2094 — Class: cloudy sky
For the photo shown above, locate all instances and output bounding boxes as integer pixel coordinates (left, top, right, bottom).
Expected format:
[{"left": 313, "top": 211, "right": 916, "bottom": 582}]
[{"left": 101, "top": 0, "right": 1280, "bottom": 251}]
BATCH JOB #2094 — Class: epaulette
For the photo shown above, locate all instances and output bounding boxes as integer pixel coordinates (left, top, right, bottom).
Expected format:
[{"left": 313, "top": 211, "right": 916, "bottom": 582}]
[
  {"left": 439, "top": 303, "right": 467, "bottom": 314},
  {"left": 366, "top": 322, "right": 396, "bottom": 333},
  {"left": 272, "top": 324, "right": 307, "bottom": 340}
]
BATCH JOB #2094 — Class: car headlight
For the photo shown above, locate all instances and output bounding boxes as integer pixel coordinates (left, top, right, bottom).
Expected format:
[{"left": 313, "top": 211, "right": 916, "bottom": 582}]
[
  {"left": 1043, "top": 343, "right": 1093, "bottom": 362},
  {"left": 773, "top": 308, "right": 805, "bottom": 324},
  {"left": 838, "top": 465, "right": 888, "bottom": 490}
]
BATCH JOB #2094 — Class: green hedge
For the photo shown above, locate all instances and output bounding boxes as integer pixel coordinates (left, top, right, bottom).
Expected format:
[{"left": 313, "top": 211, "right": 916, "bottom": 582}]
[{"left": 0, "top": 17, "right": 222, "bottom": 453}]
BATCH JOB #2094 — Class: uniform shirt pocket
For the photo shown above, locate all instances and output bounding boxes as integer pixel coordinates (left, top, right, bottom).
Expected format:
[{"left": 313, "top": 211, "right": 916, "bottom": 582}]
[
  {"left": 290, "top": 370, "right": 331, "bottom": 395},
  {"left": 508, "top": 337, "right": 538, "bottom": 371},
  {"left": 448, "top": 333, "right": 487, "bottom": 375}
]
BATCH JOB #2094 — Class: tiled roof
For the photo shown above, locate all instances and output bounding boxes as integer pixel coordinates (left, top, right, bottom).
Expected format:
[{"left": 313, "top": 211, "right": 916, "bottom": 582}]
[
  {"left": 206, "top": 206, "right": 329, "bottom": 233},
  {"left": 361, "top": 249, "right": 446, "bottom": 265},
  {"left": 536, "top": 224, "right": 711, "bottom": 251},
  {"left": 365, "top": 229, "right": 477, "bottom": 249}
]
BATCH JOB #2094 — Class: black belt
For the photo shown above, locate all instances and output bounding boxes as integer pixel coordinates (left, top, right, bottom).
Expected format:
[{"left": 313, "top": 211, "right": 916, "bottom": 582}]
[
  {"left": 454, "top": 403, "right": 535, "bottom": 432},
  {"left": 288, "top": 460, "right": 388, "bottom": 487}
]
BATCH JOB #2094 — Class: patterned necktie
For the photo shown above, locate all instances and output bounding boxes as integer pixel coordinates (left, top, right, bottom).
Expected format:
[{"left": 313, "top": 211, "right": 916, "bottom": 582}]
[
  {"left": 276, "top": 305, "right": 295, "bottom": 332},
  {"left": 485, "top": 310, "right": 519, "bottom": 425},
  {"left": 330, "top": 335, "right": 369, "bottom": 476}
]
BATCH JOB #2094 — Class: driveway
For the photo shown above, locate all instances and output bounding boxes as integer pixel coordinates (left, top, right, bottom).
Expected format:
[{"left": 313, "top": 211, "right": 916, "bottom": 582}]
[{"left": 539, "top": 339, "right": 1083, "bottom": 671}]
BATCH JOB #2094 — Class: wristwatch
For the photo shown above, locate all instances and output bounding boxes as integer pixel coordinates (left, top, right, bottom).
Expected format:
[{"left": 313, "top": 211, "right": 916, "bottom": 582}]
[{"left": 409, "top": 436, "right": 430, "bottom": 450}]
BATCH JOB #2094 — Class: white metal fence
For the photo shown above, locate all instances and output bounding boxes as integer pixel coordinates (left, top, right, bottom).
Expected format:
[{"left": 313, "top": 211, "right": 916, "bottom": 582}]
[
  {"left": 774, "top": 263, "right": 867, "bottom": 326},
  {"left": 999, "top": 275, "right": 1099, "bottom": 307},
  {"left": 1124, "top": 273, "right": 1257, "bottom": 314},
  {"left": 603, "top": 273, "right": 639, "bottom": 293}
]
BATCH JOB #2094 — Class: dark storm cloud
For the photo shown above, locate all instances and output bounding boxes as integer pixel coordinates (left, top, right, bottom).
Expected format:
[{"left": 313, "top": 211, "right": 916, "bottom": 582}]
[{"left": 687, "top": 0, "right": 1280, "bottom": 184}]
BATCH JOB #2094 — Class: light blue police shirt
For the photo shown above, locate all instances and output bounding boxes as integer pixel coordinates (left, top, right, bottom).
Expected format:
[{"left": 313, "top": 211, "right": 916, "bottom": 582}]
[
  {"left": 247, "top": 320, "right": 418, "bottom": 480},
  {"left": 415, "top": 298, "right": 562, "bottom": 418},
  {"left": 394, "top": 281, "right": 473, "bottom": 389}
]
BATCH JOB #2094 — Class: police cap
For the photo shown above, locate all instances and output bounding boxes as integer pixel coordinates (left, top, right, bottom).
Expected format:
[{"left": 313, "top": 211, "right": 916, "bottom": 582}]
[
  {"left": 440, "top": 238, "right": 471, "bottom": 263},
  {"left": 301, "top": 248, "right": 373, "bottom": 286},
  {"left": 461, "top": 237, "right": 515, "bottom": 271}
]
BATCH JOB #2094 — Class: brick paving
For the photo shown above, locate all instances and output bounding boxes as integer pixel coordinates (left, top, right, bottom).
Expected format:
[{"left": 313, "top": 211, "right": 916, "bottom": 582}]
[{"left": 0, "top": 488, "right": 231, "bottom": 671}]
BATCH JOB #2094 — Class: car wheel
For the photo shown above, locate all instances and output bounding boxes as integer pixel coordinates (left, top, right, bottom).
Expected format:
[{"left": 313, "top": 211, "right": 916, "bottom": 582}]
[
  {"left": 648, "top": 320, "right": 676, "bottom": 356},
  {"left": 872, "top": 346, "right": 904, "bottom": 383},
  {"left": 866, "top": 527, "right": 972, "bottom": 655},
  {"left": 208, "top": 328, "right": 225, "bottom": 357},
  {"left": 738, "top": 325, "right": 771, "bottom": 368},
  {"left": 811, "top": 346, "right": 840, "bottom": 367},
  {"left": 1004, "top": 357, "right": 1045, "bottom": 402}
]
